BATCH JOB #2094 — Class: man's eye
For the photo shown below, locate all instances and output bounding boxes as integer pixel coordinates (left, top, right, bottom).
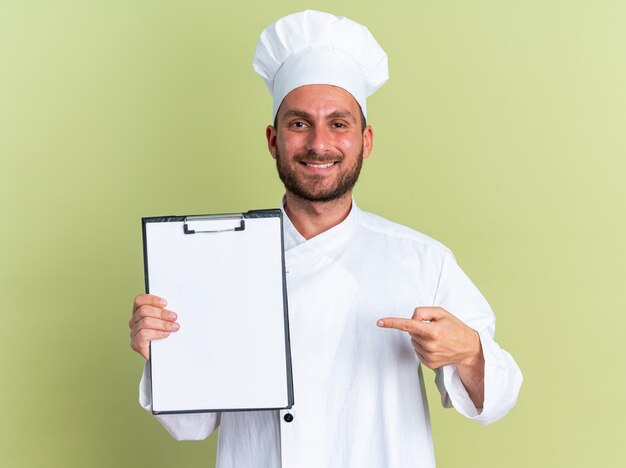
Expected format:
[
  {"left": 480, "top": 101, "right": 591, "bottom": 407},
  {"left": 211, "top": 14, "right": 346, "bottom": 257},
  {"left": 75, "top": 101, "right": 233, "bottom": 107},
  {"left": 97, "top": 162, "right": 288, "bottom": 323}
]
[
  {"left": 290, "top": 121, "right": 307, "bottom": 128},
  {"left": 332, "top": 122, "right": 347, "bottom": 129}
]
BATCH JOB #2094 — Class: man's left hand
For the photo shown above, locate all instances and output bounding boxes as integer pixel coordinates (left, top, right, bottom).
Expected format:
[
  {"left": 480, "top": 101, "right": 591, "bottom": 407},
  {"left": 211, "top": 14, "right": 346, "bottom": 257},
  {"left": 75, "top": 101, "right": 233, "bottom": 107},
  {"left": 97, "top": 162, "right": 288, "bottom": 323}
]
[
  {"left": 377, "top": 307, "right": 481, "bottom": 369},
  {"left": 377, "top": 307, "right": 485, "bottom": 408}
]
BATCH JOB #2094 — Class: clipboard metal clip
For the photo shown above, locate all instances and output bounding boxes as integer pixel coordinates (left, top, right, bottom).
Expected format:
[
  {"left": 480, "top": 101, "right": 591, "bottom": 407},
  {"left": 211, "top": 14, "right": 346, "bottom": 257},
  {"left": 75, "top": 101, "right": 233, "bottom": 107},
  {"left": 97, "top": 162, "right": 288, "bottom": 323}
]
[{"left": 183, "top": 214, "right": 246, "bottom": 234}]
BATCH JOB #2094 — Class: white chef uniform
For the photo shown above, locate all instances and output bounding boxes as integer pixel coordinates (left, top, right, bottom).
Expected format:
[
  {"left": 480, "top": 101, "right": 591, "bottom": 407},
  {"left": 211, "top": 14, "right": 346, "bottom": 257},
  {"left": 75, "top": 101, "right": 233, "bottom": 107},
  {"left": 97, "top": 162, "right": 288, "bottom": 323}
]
[{"left": 139, "top": 200, "right": 523, "bottom": 468}]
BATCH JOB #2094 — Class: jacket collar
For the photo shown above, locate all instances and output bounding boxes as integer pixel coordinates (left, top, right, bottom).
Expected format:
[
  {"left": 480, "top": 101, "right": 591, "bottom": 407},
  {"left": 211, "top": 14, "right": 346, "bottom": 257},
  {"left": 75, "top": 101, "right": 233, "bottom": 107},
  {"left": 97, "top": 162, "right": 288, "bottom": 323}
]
[{"left": 281, "top": 196, "right": 359, "bottom": 257}]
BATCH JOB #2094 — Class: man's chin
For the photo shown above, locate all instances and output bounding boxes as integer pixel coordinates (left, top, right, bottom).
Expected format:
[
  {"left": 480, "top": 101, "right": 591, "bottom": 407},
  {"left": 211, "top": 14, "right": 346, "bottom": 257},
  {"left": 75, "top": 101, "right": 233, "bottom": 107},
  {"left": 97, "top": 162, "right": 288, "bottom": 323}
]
[
  {"left": 287, "top": 186, "right": 352, "bottom": 203},
  {"left": 277, "top": 160, "right": 362, "bottom": 203}
]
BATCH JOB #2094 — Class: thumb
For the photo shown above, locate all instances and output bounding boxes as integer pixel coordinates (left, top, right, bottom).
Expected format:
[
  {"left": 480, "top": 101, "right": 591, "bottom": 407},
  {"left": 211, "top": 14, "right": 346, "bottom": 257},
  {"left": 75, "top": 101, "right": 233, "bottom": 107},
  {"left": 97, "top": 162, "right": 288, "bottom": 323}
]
[{"left": 412, "top": 307, "right": 447, "bottom": 322}]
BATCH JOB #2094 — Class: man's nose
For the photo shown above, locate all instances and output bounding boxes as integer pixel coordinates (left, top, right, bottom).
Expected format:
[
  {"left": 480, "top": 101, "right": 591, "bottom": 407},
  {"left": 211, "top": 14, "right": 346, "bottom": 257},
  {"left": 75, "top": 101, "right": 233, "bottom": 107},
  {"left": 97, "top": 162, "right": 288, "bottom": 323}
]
[{"left": 305, "top": 126, "right": 331, "bottom": 155}]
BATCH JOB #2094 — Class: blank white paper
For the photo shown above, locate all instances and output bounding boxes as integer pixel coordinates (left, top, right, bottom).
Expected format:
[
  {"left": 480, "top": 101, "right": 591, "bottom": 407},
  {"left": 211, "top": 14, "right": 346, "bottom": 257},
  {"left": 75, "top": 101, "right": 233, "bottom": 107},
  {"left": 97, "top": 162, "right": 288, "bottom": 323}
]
[{"left": 144, "top": 215, "right": 291, "bottom": 413}]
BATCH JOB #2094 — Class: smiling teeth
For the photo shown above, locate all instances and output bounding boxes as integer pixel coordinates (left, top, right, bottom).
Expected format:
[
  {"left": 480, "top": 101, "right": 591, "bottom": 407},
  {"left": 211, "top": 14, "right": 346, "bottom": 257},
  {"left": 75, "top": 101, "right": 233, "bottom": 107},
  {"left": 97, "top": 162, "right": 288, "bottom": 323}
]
[{"left": 306, "top": 162, "right": 335, "bottom": 168}]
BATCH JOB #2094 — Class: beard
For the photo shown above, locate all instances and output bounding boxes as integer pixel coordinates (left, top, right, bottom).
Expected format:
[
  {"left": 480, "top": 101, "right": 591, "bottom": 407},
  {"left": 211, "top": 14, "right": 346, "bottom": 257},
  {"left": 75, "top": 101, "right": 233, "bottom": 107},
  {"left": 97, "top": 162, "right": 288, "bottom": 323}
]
[{"left": 275, "top": 146, "right": 364, "bottom": 203}]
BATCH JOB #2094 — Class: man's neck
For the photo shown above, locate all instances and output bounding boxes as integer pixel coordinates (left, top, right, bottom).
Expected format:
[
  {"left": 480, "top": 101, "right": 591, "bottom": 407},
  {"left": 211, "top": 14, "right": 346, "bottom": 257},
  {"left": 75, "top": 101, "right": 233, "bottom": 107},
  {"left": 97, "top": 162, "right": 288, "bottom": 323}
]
[{"left": 283, "top": 191, "right": 353, "bottom": 240}]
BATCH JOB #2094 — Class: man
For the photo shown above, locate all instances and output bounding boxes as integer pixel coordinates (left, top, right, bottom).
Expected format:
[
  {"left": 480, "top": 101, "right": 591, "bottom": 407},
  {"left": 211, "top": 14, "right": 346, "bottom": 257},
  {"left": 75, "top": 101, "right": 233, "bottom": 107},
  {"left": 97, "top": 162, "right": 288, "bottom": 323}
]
[{"left": 129, "top": 10, "right": 522, "bottom": 468}]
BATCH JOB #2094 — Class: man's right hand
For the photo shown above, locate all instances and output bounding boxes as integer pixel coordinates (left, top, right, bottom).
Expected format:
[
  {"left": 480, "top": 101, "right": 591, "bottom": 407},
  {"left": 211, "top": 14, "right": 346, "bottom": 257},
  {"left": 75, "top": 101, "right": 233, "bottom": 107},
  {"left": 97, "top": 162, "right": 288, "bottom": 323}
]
[{"left": 129, "top": 294, "right": 179, "bottom": 359}]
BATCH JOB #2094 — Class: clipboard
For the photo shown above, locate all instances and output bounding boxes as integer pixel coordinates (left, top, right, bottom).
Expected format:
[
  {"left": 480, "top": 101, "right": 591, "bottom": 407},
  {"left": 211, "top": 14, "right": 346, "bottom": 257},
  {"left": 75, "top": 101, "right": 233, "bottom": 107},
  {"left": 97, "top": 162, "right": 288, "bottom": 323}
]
[{"left": 142, "top": 209, "right": 294, "bottom": 415}]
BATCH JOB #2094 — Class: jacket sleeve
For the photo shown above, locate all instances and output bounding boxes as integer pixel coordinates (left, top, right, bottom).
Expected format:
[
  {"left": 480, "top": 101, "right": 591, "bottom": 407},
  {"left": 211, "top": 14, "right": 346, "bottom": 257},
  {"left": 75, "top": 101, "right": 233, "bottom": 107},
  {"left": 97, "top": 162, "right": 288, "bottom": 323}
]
[
  {"left": 139, "top": 362, "right": 221, "bottom": 440},
  {"left": 432, "top": 250, "right": 523, "bottom": 425}
]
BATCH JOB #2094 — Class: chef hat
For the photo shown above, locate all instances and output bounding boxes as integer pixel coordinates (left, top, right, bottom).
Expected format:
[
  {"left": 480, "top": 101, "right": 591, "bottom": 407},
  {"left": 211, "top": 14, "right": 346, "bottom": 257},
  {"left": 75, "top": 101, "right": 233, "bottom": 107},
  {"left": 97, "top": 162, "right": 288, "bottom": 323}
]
[{"left": 253, "top": 10, "right": 388, "bottom": 120}]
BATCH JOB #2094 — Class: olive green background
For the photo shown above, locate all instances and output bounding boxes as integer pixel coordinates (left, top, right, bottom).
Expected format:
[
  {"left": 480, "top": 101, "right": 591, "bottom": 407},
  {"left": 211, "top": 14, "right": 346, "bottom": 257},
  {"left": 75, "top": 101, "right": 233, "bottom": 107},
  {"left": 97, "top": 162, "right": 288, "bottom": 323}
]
[{"left": 2, "top": 1, "right": 624, "bottom": 467}]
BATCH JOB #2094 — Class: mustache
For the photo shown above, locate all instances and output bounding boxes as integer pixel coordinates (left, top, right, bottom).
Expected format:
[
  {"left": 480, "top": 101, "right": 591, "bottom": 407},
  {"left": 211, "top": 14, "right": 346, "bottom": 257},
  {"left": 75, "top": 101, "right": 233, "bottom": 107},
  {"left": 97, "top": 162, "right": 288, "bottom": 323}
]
[{"left": 294, "top": 151, "right": 343, "bottom": 163}]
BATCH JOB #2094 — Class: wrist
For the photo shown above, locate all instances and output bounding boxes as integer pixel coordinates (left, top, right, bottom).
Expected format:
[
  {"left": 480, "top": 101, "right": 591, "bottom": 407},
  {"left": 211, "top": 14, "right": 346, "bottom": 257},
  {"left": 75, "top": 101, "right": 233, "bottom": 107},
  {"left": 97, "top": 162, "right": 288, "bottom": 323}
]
[{"left": 459, "top": 330, "right": 483, "bottom": 369}]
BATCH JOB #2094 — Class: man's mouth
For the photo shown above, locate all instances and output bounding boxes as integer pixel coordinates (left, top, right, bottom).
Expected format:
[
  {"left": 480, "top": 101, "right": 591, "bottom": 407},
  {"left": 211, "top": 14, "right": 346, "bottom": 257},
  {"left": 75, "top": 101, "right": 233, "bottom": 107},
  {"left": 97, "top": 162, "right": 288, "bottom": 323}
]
[{"left": 302, "top": 162, "right": 337, "bottom": 169}]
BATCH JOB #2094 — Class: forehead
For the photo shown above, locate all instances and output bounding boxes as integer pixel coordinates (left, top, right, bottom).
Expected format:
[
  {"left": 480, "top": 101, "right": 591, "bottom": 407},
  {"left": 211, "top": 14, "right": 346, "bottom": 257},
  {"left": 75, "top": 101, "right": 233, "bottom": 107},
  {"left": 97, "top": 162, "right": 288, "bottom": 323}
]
[{"left": 278, "top": 84, "right": 361, "bottom": 119}]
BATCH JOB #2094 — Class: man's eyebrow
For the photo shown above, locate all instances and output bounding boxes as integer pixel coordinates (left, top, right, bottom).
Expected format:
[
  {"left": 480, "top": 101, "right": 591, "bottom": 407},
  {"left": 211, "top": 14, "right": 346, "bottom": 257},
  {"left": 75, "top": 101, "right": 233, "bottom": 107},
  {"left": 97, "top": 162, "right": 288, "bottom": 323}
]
[
  {"left": 282, "top": 109, "right": 313, "bottom": 120},
  {"left": 327, "top": 110, "right": 357, "bottom": 123}
]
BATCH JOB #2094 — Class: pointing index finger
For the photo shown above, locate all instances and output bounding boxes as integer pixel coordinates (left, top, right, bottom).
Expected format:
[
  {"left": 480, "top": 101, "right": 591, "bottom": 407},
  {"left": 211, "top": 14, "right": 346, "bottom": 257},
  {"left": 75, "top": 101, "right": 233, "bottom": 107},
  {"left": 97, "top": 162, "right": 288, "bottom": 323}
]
[{"left": 377, "top": 317, "right": 429, "bottom": 335}]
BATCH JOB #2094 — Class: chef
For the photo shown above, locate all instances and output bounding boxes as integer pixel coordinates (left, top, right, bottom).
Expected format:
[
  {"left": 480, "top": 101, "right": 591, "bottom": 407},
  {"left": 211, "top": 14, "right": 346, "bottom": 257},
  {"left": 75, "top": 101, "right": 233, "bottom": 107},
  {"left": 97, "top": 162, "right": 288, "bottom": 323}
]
[{"left": 129, "top": 10, "right": 523, "bottom": 468}]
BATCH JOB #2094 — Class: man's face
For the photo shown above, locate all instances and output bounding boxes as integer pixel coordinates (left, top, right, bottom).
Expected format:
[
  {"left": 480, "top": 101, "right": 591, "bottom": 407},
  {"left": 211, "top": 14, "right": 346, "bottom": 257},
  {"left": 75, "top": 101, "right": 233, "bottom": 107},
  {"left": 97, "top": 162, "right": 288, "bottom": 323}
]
[{"left": 266, "top": 84, "right": 373, "bottom": 202}]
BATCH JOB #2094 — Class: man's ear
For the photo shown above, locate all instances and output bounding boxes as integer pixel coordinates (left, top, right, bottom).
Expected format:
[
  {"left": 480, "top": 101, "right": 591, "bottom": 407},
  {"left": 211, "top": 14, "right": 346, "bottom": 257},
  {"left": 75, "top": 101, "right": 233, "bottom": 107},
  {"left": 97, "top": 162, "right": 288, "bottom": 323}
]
[
  {"left": 362, "top": 125, "right": 374, "bottom": 160},
  {"left": 266, "top": 125, "right": 278, "bottom": 160}
]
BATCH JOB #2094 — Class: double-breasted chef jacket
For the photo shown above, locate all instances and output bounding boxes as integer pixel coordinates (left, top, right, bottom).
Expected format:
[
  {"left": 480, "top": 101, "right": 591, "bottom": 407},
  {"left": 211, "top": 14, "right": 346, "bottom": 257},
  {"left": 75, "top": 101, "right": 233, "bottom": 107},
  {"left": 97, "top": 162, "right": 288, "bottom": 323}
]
[{"left": 140, "top": 200, "right": 523, "bottom": 468}]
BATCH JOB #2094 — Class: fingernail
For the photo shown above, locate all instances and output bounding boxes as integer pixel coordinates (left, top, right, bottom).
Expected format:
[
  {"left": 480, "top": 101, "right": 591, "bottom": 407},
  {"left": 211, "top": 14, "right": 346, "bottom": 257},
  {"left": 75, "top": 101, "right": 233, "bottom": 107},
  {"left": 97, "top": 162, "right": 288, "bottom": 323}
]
[
  {"left": 167, "top": 312, "right": 177, "bottom": 320},
  {"left": 377, "top": 320, "right": 385, "bottom": 327},
  {"left": 171, "top": 323, "right": 180, "bottom": 330},
  {"left": 159, "top": 298, "right": 168, "bottom": 307}
]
